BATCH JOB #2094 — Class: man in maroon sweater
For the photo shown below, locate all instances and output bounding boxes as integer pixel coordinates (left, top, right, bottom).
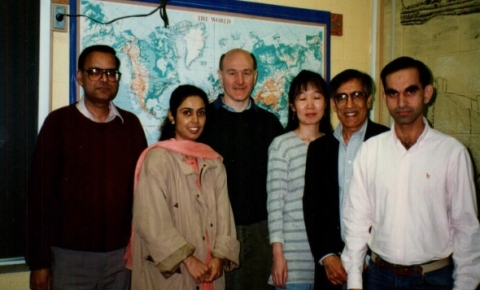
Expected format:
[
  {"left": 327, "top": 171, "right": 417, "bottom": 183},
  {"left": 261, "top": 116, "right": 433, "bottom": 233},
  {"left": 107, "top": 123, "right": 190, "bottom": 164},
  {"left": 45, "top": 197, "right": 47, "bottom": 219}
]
[{"left": 27, "top": 45, "right": 147, "bottom": 290}]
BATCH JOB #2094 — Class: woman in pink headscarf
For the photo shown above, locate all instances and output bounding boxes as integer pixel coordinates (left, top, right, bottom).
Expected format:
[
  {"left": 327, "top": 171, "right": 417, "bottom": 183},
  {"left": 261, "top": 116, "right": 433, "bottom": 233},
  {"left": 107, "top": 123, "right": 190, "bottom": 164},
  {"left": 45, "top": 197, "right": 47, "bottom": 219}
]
[{"left": 127, "top": 85, "right": 239, "bottom": 289}]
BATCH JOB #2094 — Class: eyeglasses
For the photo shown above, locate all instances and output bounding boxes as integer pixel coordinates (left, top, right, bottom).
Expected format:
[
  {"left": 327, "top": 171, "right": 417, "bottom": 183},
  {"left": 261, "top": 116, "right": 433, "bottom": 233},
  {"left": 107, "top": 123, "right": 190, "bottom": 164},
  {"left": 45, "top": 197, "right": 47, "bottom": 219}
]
[
  {"left": 83, "top": 68, "right": 122, "bottom": 82},
  {"left": 334, "top": 91, "right": 367, "bottom": 107}
]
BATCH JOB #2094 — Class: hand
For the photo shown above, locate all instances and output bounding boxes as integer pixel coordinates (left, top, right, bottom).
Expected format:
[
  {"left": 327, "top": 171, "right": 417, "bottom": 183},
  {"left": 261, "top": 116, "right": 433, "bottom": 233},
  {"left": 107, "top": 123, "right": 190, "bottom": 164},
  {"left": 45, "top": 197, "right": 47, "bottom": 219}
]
[
  {"left": 271, "top": 243, "right": 288, "bottom": 289},
  {"left": 205, "top": 257, "right": 223, "bottom": 282},
  {"left": 183, "top": 255, "right": 209, "bottom": 284},
  {"left": 323, "top": 255, "right": 347, "bottom": 285},
  {"left": 30, "top": 268, "right": 52, "bottom": 290}
]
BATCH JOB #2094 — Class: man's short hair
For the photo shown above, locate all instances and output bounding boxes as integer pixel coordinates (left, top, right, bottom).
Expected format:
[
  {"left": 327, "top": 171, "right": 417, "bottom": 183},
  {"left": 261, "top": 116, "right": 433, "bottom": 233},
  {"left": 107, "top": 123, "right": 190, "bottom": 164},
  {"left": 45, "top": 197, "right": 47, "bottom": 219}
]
[
  {"left": 380, "top": 56, "right": 433, "bottom": 89},
  {"left": 218, "top": 49, "right": 257, "bottom": 71},
  {"left": 329, "top": 69, "right": 375, "bottom": 99},
  {"left": 78, "top": 45, "right": 120, "bottom": 70}
]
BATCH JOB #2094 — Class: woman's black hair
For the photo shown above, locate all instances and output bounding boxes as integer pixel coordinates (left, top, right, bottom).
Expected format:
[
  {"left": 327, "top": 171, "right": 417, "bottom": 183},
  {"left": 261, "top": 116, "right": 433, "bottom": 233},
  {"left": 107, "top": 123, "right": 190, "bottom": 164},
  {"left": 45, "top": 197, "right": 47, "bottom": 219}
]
[
  {"left": 285, "top": 70, "right": 332, "bottom": 133},
  {"left": 159, "top": 84, "right": 209, "bottom": 141}
]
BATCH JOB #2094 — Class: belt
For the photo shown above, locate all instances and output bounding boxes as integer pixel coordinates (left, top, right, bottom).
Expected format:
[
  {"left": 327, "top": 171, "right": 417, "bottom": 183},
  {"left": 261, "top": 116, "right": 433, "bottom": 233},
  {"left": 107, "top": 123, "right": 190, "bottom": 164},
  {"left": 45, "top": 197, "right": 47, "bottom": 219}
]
[{"left": 371, "top": 252, "right": 450, "bottom": 276}]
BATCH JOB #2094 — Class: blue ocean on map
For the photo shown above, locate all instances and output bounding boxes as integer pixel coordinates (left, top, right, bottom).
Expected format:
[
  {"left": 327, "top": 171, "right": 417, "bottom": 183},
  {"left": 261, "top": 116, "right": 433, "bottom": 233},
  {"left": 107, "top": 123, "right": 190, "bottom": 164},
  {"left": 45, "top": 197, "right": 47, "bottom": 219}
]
[{"left": 80, "top": 0, "right": 326, "bottom": 144}]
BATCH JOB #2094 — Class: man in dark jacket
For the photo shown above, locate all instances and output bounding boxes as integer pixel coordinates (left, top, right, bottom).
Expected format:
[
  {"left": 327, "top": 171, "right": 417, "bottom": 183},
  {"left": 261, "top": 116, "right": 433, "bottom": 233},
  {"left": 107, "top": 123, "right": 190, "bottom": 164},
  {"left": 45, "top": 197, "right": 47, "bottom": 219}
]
[
  {"left": 303, "top": 69, "right": 389, "bottom": 289},
  {"left": 201, "top": 48, "right": 284, "bottom": 290}
]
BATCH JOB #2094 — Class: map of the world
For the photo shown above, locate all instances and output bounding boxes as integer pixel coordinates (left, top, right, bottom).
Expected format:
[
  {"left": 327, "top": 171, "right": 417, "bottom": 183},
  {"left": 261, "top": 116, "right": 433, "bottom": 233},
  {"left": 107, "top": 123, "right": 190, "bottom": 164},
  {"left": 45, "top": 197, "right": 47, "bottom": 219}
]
[{"left": 79, "top": 0, "right": 328, "bottom": 144}]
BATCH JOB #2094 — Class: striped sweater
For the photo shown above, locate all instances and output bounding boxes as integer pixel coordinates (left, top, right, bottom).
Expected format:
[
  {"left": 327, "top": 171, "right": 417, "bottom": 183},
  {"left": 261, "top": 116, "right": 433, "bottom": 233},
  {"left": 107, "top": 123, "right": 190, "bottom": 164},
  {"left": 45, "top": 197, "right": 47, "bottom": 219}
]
[{"left": 267, "top": 131, "right": 315, "bottom": 285}]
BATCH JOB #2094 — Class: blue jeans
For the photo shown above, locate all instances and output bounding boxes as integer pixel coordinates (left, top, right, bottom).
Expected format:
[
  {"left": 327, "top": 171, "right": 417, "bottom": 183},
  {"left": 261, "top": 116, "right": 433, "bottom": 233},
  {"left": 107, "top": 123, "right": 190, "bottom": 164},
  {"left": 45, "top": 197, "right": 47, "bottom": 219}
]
[
  {"left": 276, "top": 284, "right": 314, "bottom": 290},
  {"left": 367, "top": 258, "right": 453, "bottom": 290}
]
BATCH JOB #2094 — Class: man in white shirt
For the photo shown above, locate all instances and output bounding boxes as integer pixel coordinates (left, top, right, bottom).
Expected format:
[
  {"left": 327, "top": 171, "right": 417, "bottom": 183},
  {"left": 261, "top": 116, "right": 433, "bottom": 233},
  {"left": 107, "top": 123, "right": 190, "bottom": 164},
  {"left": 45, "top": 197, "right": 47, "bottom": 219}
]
[{"left": 341, "top": 56, "right": 480, "bottom": 290}]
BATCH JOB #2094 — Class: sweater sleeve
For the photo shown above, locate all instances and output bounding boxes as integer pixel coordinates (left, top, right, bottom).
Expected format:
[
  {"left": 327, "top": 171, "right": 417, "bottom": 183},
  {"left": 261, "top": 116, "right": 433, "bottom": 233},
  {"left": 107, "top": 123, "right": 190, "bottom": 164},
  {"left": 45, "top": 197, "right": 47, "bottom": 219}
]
[
  {"left": 26, "top": 112, "right": 62, "bottom": 270},
  {"left": 131, "top": 114, "right": 148, "bottom": 154},
  {"left": 267, "top": 136, "right": 288, "bottom": 244}
]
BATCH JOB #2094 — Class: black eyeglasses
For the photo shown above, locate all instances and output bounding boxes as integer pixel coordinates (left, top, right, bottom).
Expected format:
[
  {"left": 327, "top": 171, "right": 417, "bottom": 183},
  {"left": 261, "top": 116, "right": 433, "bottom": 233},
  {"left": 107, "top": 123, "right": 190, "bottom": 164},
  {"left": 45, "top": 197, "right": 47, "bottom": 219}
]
[
  {"left": 334, "top": 91, "right": 367, "bottom": 107},
  {"left": 83, "top": 68, "right": 122, "bottom": 82}
]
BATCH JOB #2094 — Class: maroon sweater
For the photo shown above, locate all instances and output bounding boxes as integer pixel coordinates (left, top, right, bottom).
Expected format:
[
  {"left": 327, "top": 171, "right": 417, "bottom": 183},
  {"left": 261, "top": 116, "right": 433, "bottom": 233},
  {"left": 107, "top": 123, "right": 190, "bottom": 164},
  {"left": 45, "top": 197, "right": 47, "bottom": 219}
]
[{"left": 26, "top": 104, "right": 147, "bottom": 270}]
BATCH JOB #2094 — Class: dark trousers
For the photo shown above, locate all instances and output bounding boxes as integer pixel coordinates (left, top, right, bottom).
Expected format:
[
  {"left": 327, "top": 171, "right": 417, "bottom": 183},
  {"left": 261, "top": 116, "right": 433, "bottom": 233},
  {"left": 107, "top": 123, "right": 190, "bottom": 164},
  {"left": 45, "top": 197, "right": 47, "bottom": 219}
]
[
  {"left": 226, "top": 220, "right": 274, "bottom": 290},
  {"left": 51, "top": 246, "right": 130, "bottom": 290}
]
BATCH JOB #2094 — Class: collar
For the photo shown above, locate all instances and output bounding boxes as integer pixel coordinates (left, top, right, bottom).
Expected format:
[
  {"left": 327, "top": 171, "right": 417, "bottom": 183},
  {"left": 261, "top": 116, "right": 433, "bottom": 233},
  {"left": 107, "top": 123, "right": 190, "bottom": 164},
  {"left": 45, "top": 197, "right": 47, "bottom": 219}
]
[
  {"left": 333, "top": 118, "right": 368, "bottom": 144},
  {"left": 391, "top": 117, "right": 430, "bottom": 148},
  {"left": 76, "top": 97, "right": 124, "bottom": 123},
  {"left": 212, "top": 94, "right": 256, "bottom": 112}
]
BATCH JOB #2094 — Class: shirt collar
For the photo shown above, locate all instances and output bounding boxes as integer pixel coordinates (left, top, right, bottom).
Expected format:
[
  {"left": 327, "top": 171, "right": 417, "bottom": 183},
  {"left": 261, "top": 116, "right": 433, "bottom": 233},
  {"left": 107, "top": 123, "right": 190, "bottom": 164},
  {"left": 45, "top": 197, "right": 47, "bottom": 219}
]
[
  {"left": 76, "top": 97, "right": 124, "bottom": 123},
  {"left": 391, "top": 117, "right": 430, "bottom": 148},
  {"left": 212, "top": 94, "right": 256, "bottom": 112},
  {"left": 333, "top": 118, "right": 368, "bottom": 145}
]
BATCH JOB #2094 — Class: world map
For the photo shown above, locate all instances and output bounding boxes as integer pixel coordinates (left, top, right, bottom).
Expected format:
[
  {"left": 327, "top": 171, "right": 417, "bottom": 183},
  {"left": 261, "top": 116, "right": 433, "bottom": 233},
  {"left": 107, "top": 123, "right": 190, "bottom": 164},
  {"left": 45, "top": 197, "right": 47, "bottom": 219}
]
[{"left": 79, "top": 0, "right": 327, "bottom": 144}]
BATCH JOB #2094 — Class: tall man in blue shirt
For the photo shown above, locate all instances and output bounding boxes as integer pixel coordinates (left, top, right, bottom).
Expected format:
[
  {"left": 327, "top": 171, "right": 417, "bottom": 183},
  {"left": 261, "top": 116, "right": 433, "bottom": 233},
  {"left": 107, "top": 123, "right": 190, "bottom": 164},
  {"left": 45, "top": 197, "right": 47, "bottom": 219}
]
[
  {"left": 201, "top": 48, "right": 284, "bottom": 289},
  {"left": 303, "top": 69, "right": 388, "bottom": 289}
]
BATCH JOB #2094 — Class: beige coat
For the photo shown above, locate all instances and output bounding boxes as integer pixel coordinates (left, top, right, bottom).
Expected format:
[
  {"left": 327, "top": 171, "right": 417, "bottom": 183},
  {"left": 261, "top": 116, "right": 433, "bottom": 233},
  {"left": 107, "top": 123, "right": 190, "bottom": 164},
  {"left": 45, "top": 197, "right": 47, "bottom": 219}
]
[{"left": 131, "top": 148, "right": 239, "bottom": 289}]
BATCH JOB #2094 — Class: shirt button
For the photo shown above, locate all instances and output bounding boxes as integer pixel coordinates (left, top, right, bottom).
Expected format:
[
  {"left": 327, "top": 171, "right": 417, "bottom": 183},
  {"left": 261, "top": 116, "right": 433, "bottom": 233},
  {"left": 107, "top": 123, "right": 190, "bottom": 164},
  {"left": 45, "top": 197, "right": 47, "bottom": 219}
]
[
  {"left": 196, "top": 194, "right": 199, "bottom": 198},
  {"left": 210, "top": 223, "right": 213, "bottom": 227},
  {"left": 202, "top": 236, "right": 205, "bottom": 240}
]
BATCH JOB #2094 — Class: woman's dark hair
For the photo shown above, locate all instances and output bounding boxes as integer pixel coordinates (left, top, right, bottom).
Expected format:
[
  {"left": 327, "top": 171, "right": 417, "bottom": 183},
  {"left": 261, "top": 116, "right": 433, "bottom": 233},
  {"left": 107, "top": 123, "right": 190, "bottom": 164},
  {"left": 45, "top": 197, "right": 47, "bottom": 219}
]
[
  {"left": 159, "top": 85, "right": 209, "bottom": 141},
  {"left": 285, "top": 70, "right": 332, "bottom": 133}
]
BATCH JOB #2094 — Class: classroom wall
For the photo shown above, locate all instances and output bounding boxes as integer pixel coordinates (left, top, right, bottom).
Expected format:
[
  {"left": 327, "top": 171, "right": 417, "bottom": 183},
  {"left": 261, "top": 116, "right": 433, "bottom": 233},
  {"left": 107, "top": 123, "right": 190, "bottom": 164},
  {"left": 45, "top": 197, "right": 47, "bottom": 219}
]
[
  {"left": 381, "top": 0, "right": 480, "bottom": 189},
  {"left": 50, "top": 0, "right": 379, "bottom": 126},
  {"left": 247, "top": 0, "right": 381, "bottom": 125},
  {"left": 0, "top": 1, "right": 376, "bottom": 288},
  {"left": 247, "top": 0, "right": 377, "bottom": 76},
  {"left": 7, "top": 1, "right": 479, "bottom": 288}
]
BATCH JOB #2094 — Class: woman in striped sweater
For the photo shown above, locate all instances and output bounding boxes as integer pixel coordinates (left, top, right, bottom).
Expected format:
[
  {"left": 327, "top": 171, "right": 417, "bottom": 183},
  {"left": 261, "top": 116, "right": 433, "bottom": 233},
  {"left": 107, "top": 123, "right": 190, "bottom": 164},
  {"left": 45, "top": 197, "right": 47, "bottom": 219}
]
[{"left": 267, "top": 70, "right": 331, "bottom": 290}]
